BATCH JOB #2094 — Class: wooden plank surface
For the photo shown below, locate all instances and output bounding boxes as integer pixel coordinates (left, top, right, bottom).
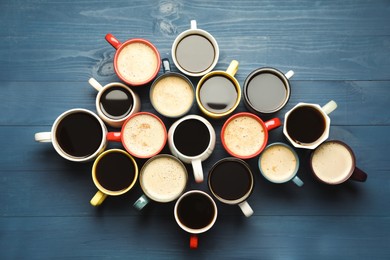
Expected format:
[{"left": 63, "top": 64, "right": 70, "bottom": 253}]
[{"left": 1, "top": 0, "right": 389, "bottom": 259}]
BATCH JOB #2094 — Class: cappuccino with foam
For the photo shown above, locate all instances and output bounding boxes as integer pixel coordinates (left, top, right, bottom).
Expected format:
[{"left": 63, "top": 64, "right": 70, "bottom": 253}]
[
  {"left": 140, "top": 155, "right": 188, "bottom": 202},
  {"left": 311, "top": 141, "right": 354, "bottom": 184}
]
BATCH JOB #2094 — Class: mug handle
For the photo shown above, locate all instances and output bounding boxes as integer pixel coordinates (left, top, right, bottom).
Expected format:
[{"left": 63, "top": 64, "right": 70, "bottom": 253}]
[
  {"left": 133, "top": 194, "right": 150, "bottom": 210},
  {"left": 35, "top": 132, "right": 52, "bottom": 143},
  {"left": 350, "top": 167, "right": 368, "bottom": 182},
  {"left": 322, "top": 100, "right": 337, "bottom": 115},
  {"left": 190, "top": 20, "right": 197, "bottom": 30},
  {"left": 292, "top": 176, "right": 304, "bottom": 187},
  {"left": 106, "top": 132, "right": 122, "bottom": 142},
  {"left": 264, "top": 118, "right": 281, "bottom": 131},
  {"left": 88, "top": 77, "right": 104, "bottom": 92},
  {"left": 192, "top": 158, "right": 204, "bottom": 183},
  {"left": 90, "top": 190, "right": 107, "bottom": 206},
  {"left": 190, "top": 235, "right": 198, "bottom": 249},
  {"left": 226, "top": 60, "right": 239, "bottom": 77},
  {"left": 285, "top": 70, "right": 294, "bottom": 79},
  {"left": 105, "top": 33, "right": 122, "bottom": 49},
  {"left": 238, "top": 200, "right": 254, "bottom": 217},
  {"left": 162, "top": 58, "right": 171, "bottom": 73}
]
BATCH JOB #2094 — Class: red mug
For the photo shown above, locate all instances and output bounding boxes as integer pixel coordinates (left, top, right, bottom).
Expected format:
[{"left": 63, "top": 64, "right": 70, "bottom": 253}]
[
  {"left": 106, "top": 112, "right": 167, "bottom": 159},
  {"left": 106, "top": 33, "right": 161, "bottom": 86},
  {"left": 221, "top": 112, "right": 281, "bottom": 159}
]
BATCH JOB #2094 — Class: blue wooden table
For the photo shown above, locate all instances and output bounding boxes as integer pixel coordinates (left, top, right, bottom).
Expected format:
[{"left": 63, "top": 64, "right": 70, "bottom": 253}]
[{"left": 1, "top": 0, "right": 389, "bottom": 259}]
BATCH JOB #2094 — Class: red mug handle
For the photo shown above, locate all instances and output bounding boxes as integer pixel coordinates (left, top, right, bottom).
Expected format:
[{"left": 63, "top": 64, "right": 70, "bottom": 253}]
[
  {"left": 190, "top": 235, "right": 198, "bottom": 249},
  {"left": 105, "top": 33, "right": 122, "bottom": 49},
  {"left": 106, "top": 132, "right": 122, "bottom": 142},
  {"left": 264, "top": 118, "right": 281, "bottom": 131},
  {"left": 350, "top": 167, "right": 367, "bottom": 182}
]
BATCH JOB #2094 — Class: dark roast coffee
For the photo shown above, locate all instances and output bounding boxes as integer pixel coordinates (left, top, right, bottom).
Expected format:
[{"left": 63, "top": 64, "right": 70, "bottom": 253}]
[
  {"left": 175, "top": 34, "right": 215, "bottom": 73},
  {"left": 56, "top": 112, "right": 103, "bottom": 158},
  {"left": 246, "top": 72, "right": 288, "bottom": 112},
  {"left": 286, "top": 106, "right": 326, "bottom": 144},
  {"left": 209, "top": 159, "right": 253, "bottom": 201},
  {"left": 173, "top": 119, "right": 210, "bottom": 156},
  {"left": 199, "top": 75, "right": 237, "bottom": 114},
  {"left": 95, "top": 151, "right": 136, "bottom": 191},
  {"left": 100, "top": 87, "right": 133, "bottom": 119},
  {"left": 177, "top": 192, "right": 215, "bottom": 230}
]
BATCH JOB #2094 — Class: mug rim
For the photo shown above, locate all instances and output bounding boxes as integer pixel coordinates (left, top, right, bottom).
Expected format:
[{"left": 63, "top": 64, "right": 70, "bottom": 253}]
[
  {"left": 120, "top": 111, "right": 168, "bottom": 159},
  {"left": 51, "top": 108, "right": 107, "bottom": 162},
  {"left": 113, "top": 38, "right": 161, "bottom": 86},
  {"left": 309, "top": 140, "right": 356, "bottom": 185},
  {"left": 221, "top": 112, "right": 269, "bottom": 159},
  {"left": 196, "top": 70, "right": 241, "bottom": 118},
  {"left": 243, "top": 67, "right": 291, "bottom": 114},
  {"left": 171, "top": 26, "right": 219, "bottom": 77},
  {"left": 207, "top": 157, "right": 254, "bottom": 205},
  {"left": 92, "top": 148, "right": 138, "bottom": 196},
  {"left": 283, "top": 102, "right": 331, "bottom": 150},
  {"left": 149, "top": 71, "right": 195, "bottom": 118},
  {"left": 174, "top": 190, "right": 218, "bottom": 234},
  {"left": 95, "top": 82, "right": 139, "bottom": 126},
  {"left": 258, "top": 142, "right": 300, "bottom": 183},
  {"left": 139, "top": 154, "right": 188, "bottom": 203}
]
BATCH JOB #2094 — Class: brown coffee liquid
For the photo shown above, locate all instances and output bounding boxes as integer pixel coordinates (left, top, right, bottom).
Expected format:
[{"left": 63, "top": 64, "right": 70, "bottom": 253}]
[
  {"left": 199, "top": 75, "right": 237, "bottom": 114},
  {"left": 173, "top": 119, "right": 210, "bottom": 156},
  {"left": 100, "top": 87, "right": 133, "bottom": 119},
  {"left": 286, "top": 106, "right": 326, "bottom": 144},
  {"left": 209, "top": 160, "right": 252, "bottom": 201},
  {"left": 96, "top": 152, "right": 136, "bottom": 191},
  {"left": 56, "top": 112, "right": 103, "bottom": 157},
  {"left": 246, "top": 72, "right": 287, "bottom": 112},
  {"left": 177, "top": 193, "right": 215, "bottom": 230},
  {"left": 175, "top": 34, "right": 215, "bottom": 73}
]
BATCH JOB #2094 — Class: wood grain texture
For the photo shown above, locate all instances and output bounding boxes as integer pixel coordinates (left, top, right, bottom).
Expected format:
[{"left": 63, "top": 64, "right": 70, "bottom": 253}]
[{"left": 1, "top": 0, "right": 389, "bottom": 259}]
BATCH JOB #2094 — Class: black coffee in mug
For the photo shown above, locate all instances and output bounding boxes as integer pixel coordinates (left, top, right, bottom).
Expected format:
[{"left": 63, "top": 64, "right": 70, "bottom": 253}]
[
  {"left": 286, "top": 106, "right": 326, "bottom": 144},
  {"left": 99, "top": 87, "right": 133, "bottom": 119},
  {"left": 95, "top": 151, "right": 136, "bottom": 191},
  {"left": 56, "top": 112, "right": 103, "bottom": 158},
  {"left": 173, "top": 119, "right": 210, "bottom": 156},
  {"left": 177, "top": 192, "right": 215, "bottom": 230},
  {"left": 199, "top": 75, "right": 238, "bottom": 114},
  {"left": 209, "top": 159, "right": 252, "bottom": 201},
  {"left": 175, "top": 34, "right": 215, "bottom": 74}
]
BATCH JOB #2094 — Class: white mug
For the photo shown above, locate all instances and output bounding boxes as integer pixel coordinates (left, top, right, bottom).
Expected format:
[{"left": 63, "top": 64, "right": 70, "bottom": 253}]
[
  {"left": 168, "top": 115, "right": 216, "bottom": 183},
  {"left": 34, "top": 108, "right": 107, "bottom": 162},
  {"left": 88, "top": 78, "right": 141, "bottom": 128}
]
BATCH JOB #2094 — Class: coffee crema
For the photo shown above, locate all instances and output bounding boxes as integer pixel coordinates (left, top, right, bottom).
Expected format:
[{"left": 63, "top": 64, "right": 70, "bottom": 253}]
[
  {"left": 141, "top": 156, "right": 187, "bottom": 202},
  {"left": 223, "top": 116, "right": 265, "bottom": 157},
  {"left": 311, "top": 141, "right": 354, "bottom": 184},
  {"left": 260, "top": 144, "right": 297, "bottom": 182},
  {"left": 151, "top": 76, "right": 194, "bottom": 117},
  {"left": 117, "top": 42, "right": 158, "bottom": 84},
  {"left": 123, "top": 114, "right": 166, "bottom": 157}
]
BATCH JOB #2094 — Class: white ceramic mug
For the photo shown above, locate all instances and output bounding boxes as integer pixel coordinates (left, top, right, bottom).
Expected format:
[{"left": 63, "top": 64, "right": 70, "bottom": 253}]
[
  {"left": 88, "top": 78, "right": 141, "bottom": 128},
  {"left": 34, "top": 108, "right": 107, "bottom": 162},
  {"left": 168, "top": 115, "right": 216, "bottom": 183}
]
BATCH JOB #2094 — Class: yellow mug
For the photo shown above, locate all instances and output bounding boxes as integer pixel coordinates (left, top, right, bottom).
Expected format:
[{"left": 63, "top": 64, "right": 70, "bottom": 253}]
[
  {"left": 90, "top": 149, "right": 138, "bottom": 206},
  {"left": 196, "top": 60, "right": 241, "bottom": 119}
]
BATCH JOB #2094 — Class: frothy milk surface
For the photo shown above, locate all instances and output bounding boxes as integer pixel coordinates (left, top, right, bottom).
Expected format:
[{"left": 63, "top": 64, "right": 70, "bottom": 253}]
[
  {"left": 117, "top": 42, "right": 158, "bottom": 84},
  {"left": 223, "top": 116, "right": 265, "bottom": 157},
  {"left": 152, "top": 76, "right": 194, "bottom": 117},
  {"left": 260, "top": 145, "right": 297, "bottom": 182},
  {"left": 312, "top": 142, "right": 354, "bottom": 183},
  {"left": 123, "top": 114, "right": 165, "bottom": 157},
  {"left": 141, "top": 156, "right": 187, "bottom": 202}
]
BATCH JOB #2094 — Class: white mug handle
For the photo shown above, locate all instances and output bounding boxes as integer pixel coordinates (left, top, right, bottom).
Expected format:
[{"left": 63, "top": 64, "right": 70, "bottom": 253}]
[
  {"left": 292, "top": 176, "right": 304, "bottom": 187},
  {"left": 190, "top": 20, "right": 197, "bottom": 30},
  {"left": 34, "top": 132, "right": 52, "bottom": 143},
  {"left": 133, "top": 195, "right": 150, "bottom": 211},
  {"left": 322, "top": 100, "right": 337, "bottom": 115},
  {"left": 191, "top": 158, "right": 204, "bottom": 183},
  {"left": 238, "top": 201, "right": 254, "bottom": 217},
  {"left": 285, "top": 70, "right": 294, "bottom": 79},
  {"left": 88, "top": 77, "right": 104, "bottom": 92}
]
